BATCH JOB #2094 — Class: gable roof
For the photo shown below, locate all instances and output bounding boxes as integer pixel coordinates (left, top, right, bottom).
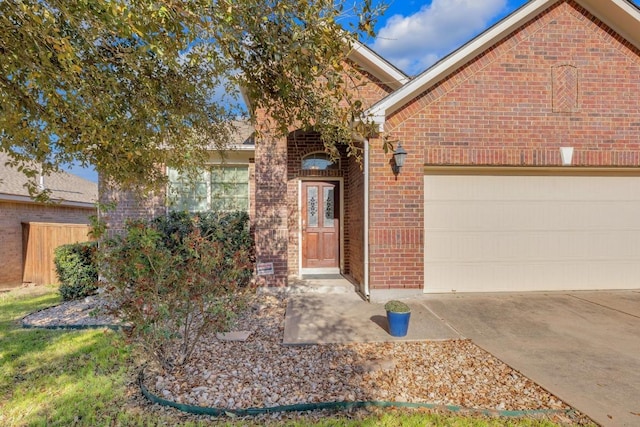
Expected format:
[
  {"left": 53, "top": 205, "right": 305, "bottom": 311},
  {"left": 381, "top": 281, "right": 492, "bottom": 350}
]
[
  {"left": 367, "top": 0, "right": 640, "bottom": 130},
  {"left": 348, "top": 39, "right": 410, "bottom": 90},
  {"left": 206, "top": 120, "right": 255, "bottom": 151},
  {"left": 241, "top": 38, "right": 410, "bottom": 111},
  {"left": 0, "top": 152, "right": 97, "bottom": 207}
]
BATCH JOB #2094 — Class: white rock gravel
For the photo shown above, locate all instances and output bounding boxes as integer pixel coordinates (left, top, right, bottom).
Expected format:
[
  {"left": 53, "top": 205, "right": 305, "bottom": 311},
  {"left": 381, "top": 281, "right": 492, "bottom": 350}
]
[
  {"left": 22, "top": 295, "right": 120, "bottom": 328},
  {"left": 23, "top": 292, "right": 592, "bottom": 424}
]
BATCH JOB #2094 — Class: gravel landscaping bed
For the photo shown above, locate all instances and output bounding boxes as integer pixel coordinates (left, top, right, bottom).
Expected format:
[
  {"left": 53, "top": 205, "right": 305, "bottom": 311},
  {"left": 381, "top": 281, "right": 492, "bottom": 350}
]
[
  {"left": 144, "top": 294, "right": 591, "bottom": 425},
  {"left": 24, "top": 292, "right": 593, "bottom": 424},
  {"left": 22, "top": 294, "right": 120, "bottom": 328}
]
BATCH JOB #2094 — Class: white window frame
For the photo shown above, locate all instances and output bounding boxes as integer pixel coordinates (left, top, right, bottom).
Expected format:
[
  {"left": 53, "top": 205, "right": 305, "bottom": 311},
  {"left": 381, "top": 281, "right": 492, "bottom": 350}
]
[{"left": 167, "top": 164, "right": 249, "bottom": 213}]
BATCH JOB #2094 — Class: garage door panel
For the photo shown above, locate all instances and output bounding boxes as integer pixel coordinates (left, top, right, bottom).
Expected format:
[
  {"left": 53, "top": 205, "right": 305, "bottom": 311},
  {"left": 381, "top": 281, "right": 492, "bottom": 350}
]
[
  {"left": 424, "top": 175, "right": 640, "bottom": 293},
  {"left": 426, "top": 229, "right": 640, "bottom": 261},
  {"left": 426, "top": 201, "right": 640, "bottom": 231},
  {"left": 425, "top": 176, "right": 640, "bottom": 201},
  {"left": 425, "top": 260, "right": 640, "bottom": 293}
]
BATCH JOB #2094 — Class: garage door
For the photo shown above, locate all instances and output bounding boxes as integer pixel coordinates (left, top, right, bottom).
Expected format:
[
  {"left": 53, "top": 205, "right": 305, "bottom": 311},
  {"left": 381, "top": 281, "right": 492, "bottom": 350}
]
[{"left": 424, "top": 173, "right": 640, "bottom": 293}]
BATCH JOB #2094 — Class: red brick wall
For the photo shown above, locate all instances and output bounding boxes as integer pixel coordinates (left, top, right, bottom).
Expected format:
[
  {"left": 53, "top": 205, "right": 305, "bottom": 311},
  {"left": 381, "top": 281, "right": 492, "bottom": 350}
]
[
  {"left": 368, "top": 0, "right": 640, "bottom": 290},
  {"left": 253, "top": 64, "right": 394, "bottom": 286},
  {"left": 346, "top": 61, "right": 397, "bottom": 109},
  {"left": 99, "top": 178, "right": 166, "bottom": 238},
  {"left": 253, "top": 130, "right": 289, "bottom": 286},
  {"left": 248, "top": 159, "right": 256, "bottom": 225},
  {"left": 367, "top": 136, "right": 424, "bottom": 290},
  {"left": 345, "top": 144, "right": 365, "bottom": 284},
  {"left": 0, "top": 201, "right": 94, "bottom": 288},
  {"left": 416, "top": 1, "right": 640, "bottom": 167}
]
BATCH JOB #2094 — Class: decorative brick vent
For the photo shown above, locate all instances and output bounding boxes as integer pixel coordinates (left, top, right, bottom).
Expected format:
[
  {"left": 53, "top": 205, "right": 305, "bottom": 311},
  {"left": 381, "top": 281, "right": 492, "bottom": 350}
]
[{"left": 552, "top": 64, "right": 578, "bottom": 113}]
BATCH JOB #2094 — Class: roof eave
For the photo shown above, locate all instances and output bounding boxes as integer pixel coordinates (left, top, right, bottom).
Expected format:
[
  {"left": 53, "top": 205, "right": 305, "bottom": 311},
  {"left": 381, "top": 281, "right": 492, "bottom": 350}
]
[
  {"left": 579, "top": 0, "right": 640, "bottom": 48},
  {"left": 0, "top": 193, "right": 96, "bottom": 208},
  {"left": 239, "top": 86, "right": 252, "bottom": 114},
  {"left": 227, "top": 144, "right": 255, "bottom": 152},
  {"left": 348, "top": 40, "right": 410, "bottom": 90}
]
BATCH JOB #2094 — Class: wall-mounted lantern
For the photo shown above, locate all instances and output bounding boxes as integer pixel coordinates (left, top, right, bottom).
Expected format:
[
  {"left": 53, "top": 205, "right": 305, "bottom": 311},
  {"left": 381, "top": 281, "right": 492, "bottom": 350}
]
[{"left": 392, "top": 143, "right": 408, "bottom": 175}]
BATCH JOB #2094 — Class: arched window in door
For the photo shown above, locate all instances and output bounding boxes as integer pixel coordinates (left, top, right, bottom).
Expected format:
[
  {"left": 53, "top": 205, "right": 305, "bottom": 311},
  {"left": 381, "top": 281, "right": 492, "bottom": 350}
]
[{"left": 301, "top": 152, "right": 339, "bottom": 170}]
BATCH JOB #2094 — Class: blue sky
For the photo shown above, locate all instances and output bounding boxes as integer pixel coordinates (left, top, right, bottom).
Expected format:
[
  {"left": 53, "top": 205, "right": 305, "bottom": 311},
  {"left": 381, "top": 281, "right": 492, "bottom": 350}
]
[
  {"left": 370, "top": 0, "right": 639, "bottom": 75},
  {"left": 369, "top": 0, "right": 529, "bottom": 75},
  {"left": 65, "top": 0, "right": 640, "bottom": 182}
]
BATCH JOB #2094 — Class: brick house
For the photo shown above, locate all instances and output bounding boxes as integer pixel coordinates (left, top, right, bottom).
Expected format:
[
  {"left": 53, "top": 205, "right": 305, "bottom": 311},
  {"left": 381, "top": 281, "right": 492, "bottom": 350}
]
[
  {"left": 0, "top": 152, "right": 97, "bottom": 288},
  {"left": 104, "top": 0, "right": 640, "bottom": 300}
]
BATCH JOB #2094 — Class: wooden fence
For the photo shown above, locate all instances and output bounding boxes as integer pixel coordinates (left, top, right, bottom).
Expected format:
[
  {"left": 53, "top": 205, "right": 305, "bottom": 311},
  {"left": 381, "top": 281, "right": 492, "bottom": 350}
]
[{"left": 21, "top": 222, "right": 93, "bottom": 285}]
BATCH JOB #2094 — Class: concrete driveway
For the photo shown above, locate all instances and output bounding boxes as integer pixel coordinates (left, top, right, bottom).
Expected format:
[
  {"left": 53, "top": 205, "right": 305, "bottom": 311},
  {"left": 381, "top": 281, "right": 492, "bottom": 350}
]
[{"left": 419, "top": 291, "right": 640, "bottom": 427}]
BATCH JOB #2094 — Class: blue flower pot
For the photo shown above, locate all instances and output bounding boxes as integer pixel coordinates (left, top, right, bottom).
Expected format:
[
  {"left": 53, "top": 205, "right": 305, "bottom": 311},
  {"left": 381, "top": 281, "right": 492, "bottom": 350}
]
[{"left": 387, "top": 311, "right": 411, "bottom": 337}]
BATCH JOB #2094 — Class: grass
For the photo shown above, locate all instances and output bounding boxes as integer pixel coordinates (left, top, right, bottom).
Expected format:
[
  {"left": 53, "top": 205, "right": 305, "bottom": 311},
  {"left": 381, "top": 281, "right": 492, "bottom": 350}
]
[
  {"left": 0, "top": 286, "right": 579, "bottom": 426},
  {"left": 0, "top": 287, "right": 134, "bottom": 426}
]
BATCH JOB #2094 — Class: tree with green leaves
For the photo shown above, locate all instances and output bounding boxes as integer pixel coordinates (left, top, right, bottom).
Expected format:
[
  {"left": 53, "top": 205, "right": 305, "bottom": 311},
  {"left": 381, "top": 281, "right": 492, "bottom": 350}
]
[{"left": 0, "top": 0, "right": 380, "bottom": 198}]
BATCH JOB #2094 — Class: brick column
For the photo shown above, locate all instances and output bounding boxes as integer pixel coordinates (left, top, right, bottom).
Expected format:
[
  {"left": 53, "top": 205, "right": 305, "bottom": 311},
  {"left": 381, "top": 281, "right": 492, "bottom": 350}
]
[{"left": 254, "top": 132, "right": 289, "bottom": 286}]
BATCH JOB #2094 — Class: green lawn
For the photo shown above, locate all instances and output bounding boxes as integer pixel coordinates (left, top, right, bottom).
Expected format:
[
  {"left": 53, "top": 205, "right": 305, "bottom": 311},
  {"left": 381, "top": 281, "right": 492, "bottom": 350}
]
[{"left": 0, "top": 287, "right": 581, "bottom": 426}]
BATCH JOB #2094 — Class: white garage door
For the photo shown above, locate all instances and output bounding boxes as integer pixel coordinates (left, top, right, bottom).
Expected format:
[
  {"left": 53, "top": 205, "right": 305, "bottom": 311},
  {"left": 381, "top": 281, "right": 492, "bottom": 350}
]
[{"left": 424, "top": 173, "right": 640, "bottom": 293}]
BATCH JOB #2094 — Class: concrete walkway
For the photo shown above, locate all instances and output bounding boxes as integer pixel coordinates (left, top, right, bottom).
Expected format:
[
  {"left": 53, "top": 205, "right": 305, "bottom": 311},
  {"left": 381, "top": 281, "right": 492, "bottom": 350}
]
[
  {"left": 282, "top": 279, "right": 640, "bottom": 427},
  {"left": 282, "top": 275, "right": 460, "bottom": 344},
  {"left": 284, "top": 292, "right": 460, "bottom": 344}
]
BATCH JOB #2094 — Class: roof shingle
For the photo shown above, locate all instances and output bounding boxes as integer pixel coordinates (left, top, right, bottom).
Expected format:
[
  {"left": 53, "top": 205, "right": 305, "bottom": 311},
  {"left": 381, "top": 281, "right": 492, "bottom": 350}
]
[{"left": 0, "top": 152, "right": 97, "bottom": 205}]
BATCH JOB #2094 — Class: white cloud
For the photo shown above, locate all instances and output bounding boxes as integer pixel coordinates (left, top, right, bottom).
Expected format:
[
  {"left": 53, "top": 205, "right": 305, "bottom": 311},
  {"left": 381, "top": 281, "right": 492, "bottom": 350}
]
[{"left": 371, "top": 0, "right": 508, "bottom": 75}]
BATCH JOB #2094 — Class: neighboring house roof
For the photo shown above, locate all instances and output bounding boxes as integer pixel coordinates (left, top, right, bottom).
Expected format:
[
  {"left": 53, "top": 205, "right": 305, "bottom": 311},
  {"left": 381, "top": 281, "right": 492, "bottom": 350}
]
[
  {"left": 367, "top": 0, "right": 640, "bottom": 130},
  {"left": 0, "top": 152, "right": 97, "bottom": 207}
]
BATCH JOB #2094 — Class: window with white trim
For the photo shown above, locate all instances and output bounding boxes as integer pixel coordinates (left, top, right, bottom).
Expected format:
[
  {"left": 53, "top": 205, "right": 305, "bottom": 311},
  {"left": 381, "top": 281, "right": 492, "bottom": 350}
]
[{"left": 168, "top": 165, "right": 249, "bottom": 212}]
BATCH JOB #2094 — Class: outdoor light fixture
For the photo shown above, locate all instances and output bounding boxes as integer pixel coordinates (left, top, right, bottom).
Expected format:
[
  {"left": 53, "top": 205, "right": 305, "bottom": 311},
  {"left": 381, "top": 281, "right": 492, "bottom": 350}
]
[{"left": 392, "top": 143, "right": 408, "bottom": 175}]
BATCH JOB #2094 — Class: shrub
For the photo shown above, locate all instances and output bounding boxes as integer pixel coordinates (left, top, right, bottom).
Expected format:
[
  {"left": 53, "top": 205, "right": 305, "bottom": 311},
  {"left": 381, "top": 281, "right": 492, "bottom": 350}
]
[
  {"left": 101, "top": 212, "right": 254, "bottom": 371},
  {"left": 151, "top": 210, "right": 255, "bottom": 287},
  {"left": 54, "top": 241, "right": 99, "bottom": 301},
  {"left": 384, "top": 300, "right": 410, "bottom": 313},
  {"left": 192, "top": 211, "right": 254, "bottom": 286}
]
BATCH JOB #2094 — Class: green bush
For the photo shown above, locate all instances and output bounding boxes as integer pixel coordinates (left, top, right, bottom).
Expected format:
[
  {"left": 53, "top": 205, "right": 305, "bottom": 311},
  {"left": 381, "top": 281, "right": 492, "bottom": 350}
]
[
  {"left": 152, "top": 210, "right": 255, "bottom": 286},
  {"left": 54, "top": 241, "right": 99, "bottom": 301},
  {"left": 101, "top": 211, "right": 255, "bottom": 371}
]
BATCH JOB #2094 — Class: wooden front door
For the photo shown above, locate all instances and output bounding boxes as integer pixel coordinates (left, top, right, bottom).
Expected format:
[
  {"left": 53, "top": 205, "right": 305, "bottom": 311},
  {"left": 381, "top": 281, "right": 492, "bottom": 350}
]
[{"left": 302, "top": 181, "right": 339, "bottom": 269}]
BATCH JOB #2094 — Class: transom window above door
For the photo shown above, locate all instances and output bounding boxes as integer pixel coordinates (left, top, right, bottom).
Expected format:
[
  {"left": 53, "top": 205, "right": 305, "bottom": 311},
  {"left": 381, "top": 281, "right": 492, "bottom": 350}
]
[{"left": 301, "top": 152, "right": 339, "bottom": 170}]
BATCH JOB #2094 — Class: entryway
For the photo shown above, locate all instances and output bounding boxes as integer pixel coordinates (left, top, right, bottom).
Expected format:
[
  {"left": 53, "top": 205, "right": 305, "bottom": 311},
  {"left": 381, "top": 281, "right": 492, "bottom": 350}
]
[{"left": 300, "top": 180, "right": 341, "bottom": 275}]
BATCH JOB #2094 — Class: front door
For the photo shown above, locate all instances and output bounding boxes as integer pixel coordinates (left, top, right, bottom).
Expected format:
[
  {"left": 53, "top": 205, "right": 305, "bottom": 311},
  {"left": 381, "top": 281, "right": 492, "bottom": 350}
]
[{"left": 301, "top": 181, "right": 339, "bottom": 271}]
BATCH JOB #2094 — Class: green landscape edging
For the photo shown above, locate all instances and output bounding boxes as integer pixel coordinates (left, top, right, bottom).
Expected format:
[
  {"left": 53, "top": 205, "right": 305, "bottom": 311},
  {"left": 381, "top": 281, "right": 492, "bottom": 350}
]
[
  {"left": 19, "top": 312, "right": 577, "bottom": 421},
  {"left": 138, "top": 369, "right": 575, "bottom": 419},
  {"left": 21, "top": 302, "right": 129, "bottom": 331},
  {"left": 21, "top": 320, "right": 125, "bottom": 331}
]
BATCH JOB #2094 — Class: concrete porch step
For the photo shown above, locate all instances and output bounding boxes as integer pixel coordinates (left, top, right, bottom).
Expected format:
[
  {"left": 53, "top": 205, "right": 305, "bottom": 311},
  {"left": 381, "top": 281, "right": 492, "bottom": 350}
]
[{"left": 258, "top": 275, "right": 359, "bottom": 295}]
